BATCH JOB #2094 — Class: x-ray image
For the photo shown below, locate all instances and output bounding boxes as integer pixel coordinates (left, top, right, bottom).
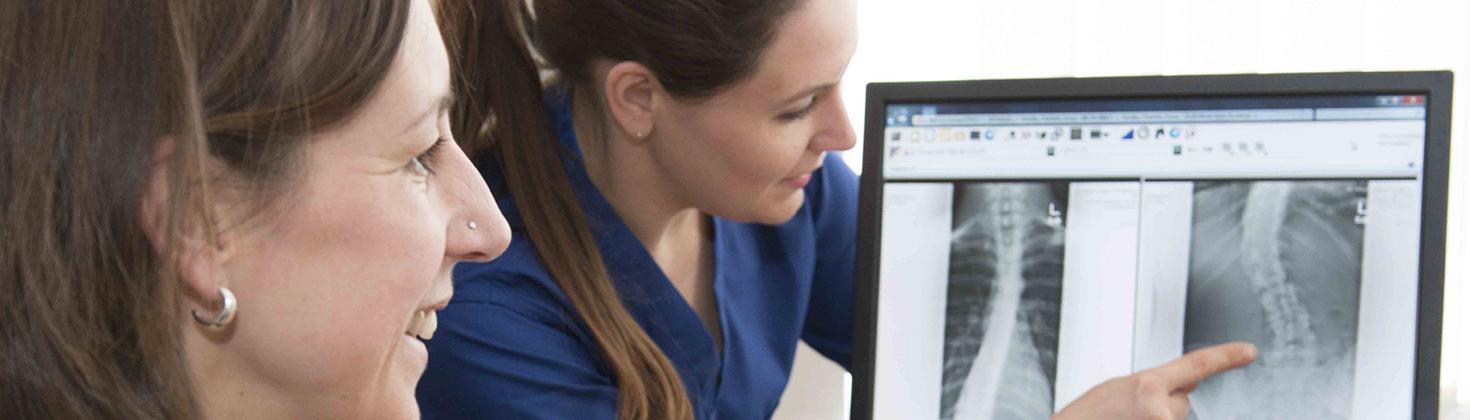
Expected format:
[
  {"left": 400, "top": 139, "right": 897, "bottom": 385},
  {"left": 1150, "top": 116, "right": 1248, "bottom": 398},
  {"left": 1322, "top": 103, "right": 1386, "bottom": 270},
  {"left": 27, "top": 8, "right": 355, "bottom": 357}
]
[
  {"left": 1184, "top": 180, "right": 1368, "bottom": 419},
  {"left": 940, "top": 182, "right": 1067, "bottom": 420}
]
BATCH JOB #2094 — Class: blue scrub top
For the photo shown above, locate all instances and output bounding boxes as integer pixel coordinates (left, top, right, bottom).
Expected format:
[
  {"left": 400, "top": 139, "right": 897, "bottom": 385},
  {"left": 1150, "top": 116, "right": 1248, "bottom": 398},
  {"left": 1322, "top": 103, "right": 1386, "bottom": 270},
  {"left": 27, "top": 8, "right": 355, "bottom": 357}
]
[{"left": 417, "top": 91, "right": 858, "bottom": 420}]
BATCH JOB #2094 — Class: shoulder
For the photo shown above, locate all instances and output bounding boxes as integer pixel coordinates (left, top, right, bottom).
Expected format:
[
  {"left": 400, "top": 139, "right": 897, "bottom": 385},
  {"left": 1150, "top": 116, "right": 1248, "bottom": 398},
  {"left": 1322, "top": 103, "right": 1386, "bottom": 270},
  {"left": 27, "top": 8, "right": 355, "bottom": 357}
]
[
  {"left": 450, "top": 237, "right": 577, "bottom": 327},
  {"left": 430, "top": 235, "right": 609, "bottom": 375},
  {"left": 421, "top": 239, "right": 619, "bottom": 418}
]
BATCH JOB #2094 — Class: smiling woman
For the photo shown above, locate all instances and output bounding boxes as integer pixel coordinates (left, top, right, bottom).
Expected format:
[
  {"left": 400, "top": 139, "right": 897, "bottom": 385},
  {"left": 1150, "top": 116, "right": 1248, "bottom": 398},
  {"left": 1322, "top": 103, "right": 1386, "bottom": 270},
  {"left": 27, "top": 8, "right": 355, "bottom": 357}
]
[{"left": 0, "top": 1, "right": 508, "bottom": 418}]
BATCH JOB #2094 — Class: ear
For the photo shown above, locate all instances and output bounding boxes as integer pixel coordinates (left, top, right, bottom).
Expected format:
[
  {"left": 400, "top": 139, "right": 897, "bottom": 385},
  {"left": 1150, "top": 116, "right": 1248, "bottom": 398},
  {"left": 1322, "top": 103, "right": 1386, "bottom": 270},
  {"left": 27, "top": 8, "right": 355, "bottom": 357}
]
[
  {"left": 601, "top": 60, "right": 662, "bottom": 144},
  {"left": 138, "top": 137, "right": 232, "bottom": 307}
]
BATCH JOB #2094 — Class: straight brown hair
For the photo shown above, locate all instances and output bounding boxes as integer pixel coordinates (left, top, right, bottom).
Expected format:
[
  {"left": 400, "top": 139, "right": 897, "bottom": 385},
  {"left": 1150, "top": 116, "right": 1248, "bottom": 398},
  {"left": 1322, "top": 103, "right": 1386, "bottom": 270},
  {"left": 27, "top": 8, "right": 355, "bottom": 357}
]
[
  {"left": 438, "top": 1, "right": 801, "bottom": 419},
  {"left": 0, "top": 1, "right": 409, "bottom": 418}
]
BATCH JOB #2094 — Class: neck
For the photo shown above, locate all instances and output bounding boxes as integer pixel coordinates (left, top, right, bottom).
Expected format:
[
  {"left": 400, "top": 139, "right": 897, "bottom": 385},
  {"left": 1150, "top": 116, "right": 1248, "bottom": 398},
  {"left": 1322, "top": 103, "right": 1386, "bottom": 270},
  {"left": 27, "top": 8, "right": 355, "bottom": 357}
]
[
  {"left": 183, "top": 324, "right": 296, "bottom": 419},
  {"left": 569, "top": 89, "right": 722, "bottom": 347},
  {"left": 570, "top": 90, "right": 709, "bottom": 264}
]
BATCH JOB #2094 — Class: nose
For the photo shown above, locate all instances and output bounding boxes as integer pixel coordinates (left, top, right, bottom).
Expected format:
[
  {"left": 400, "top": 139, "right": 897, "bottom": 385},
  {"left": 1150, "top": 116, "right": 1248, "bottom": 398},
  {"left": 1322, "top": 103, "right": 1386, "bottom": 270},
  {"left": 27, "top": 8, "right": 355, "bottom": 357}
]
[
  {"left": 439, "top": 140, "right": 511, "bottom": 263},
  {"left": 810, "top": 90, "right": 857, "bottom": 152}
]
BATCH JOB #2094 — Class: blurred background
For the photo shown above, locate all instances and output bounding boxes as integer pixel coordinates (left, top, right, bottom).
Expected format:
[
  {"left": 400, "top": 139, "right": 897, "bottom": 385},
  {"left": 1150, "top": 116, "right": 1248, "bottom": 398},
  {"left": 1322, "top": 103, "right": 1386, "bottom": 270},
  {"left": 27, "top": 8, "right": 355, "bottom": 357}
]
[{"left": 773, "top": 0, "right": 1470, "bottom": 418}]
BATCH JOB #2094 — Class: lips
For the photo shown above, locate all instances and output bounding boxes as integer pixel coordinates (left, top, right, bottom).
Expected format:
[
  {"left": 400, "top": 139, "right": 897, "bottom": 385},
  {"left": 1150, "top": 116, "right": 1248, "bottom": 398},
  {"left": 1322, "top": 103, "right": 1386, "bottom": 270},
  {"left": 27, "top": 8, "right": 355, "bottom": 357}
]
[
  {"left": 782, "top": 173, "right": 813, "bottom": 189},
  {"left": 779, "top": 153, "right": 826, "bottom": 188},
  {"left": 405, "top": 309, "right": 439, "bottom": 341}
]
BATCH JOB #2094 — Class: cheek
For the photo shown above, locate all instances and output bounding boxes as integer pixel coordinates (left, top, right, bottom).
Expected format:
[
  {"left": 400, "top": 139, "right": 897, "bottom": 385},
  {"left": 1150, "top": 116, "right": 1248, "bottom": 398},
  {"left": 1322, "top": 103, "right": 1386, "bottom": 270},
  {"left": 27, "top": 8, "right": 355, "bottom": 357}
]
[
  {"left": 229, "top": 173, "right": 444, "bottom": 404},
  {"left": 694, "top": 119, "right": 807, "bottom": 187}
]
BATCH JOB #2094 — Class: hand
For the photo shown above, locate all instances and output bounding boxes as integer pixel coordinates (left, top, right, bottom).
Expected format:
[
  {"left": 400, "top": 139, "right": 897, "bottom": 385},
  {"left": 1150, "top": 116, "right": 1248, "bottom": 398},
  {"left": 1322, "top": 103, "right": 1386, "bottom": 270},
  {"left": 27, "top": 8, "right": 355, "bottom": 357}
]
[{"left": 1052, "top": 342, "right": 1258, "bottom": 420}]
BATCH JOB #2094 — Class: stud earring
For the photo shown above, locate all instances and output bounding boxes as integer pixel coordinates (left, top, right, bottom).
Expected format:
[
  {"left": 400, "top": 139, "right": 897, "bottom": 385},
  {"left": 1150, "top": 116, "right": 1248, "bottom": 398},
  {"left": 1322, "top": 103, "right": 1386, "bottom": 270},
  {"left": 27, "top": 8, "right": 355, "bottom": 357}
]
[{"left": 468, "top": 221, "right": 478, "bottom": 230}]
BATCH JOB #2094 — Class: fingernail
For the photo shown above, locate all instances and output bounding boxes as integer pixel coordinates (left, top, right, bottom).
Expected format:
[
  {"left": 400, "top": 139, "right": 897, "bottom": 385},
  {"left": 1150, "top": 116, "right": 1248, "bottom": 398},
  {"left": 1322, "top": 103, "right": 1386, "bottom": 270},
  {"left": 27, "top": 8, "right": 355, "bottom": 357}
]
[{"left": 1244, "top": 344, "right": 1258, "bottom": 359}]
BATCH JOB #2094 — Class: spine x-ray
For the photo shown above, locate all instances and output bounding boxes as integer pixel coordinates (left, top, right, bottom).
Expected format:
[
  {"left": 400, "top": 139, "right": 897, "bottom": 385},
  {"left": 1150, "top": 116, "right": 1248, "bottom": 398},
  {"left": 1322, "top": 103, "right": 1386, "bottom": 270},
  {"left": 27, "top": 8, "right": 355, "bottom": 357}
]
[
  {"left": 1184, "top": 180, "right": 1367, "bottom": 419},
  {"left": 941, "top": 182, "right": 1067, "bottom": 420}
]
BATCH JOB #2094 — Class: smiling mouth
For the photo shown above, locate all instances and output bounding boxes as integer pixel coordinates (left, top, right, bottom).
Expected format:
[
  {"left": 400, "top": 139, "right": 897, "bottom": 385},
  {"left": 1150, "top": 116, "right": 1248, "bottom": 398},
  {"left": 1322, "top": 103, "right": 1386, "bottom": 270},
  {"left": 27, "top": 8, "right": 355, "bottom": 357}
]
[{"left": 405, "top": 309, "right": 438, "bottom": 341}]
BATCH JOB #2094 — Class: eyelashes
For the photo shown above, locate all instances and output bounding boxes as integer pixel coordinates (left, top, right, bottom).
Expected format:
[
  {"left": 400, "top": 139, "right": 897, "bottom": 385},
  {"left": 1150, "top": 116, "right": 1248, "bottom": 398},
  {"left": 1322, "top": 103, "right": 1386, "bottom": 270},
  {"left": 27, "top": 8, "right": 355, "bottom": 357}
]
[
  {"left": 778, "top": 95, "right": 823, "bottom": 122},
  {"left": 409, "top": 138, "right": 448, "bottom": 177}
]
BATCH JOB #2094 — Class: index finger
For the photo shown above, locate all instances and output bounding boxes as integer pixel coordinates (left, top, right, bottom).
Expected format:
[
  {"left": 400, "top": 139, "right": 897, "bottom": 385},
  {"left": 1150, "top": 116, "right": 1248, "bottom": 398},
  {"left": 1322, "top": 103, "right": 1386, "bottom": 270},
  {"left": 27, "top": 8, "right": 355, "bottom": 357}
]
[{"left": 1152, "top": 342, "right": 1257, "bottom": 391}]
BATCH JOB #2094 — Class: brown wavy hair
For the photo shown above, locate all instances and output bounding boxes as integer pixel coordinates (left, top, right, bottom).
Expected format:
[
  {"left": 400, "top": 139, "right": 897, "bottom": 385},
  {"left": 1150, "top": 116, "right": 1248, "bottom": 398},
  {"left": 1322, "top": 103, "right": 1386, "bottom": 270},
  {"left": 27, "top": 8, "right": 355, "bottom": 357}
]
[
  {"left": 0, "top": 1, "right": 410, "bottom": 417},
  {"left": 437, "top": 0, "right": 802, "bottom": 419}
]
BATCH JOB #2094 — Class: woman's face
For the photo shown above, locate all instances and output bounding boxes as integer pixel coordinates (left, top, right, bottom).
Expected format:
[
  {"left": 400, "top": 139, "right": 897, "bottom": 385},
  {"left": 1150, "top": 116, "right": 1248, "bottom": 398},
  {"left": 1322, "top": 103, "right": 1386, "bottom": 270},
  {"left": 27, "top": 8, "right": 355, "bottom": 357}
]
[
  {"left": 649, "top": 0, "right": 858, "bottom": 224},
  {"left": 189, "top": 0, "right": 510, "bottom": 417}
]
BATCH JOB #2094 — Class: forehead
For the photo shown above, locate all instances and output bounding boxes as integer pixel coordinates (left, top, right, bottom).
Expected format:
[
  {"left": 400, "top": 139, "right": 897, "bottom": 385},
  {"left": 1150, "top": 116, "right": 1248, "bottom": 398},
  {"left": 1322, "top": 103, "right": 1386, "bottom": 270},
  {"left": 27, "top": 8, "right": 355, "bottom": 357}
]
[
  {"left": 732, "top": 0, "right": 858, "bottom": 102},
  {"left": 334, "top": 0, "right": 450, "bottom": 134}
]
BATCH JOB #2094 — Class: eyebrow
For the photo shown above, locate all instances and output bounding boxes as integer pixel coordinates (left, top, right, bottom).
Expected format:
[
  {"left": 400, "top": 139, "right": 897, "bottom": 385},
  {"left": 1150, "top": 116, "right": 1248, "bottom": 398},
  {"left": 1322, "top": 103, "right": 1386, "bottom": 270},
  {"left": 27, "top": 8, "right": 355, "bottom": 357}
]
[{"left": 401, "top": 92, "right": 457, "bottom": 136}]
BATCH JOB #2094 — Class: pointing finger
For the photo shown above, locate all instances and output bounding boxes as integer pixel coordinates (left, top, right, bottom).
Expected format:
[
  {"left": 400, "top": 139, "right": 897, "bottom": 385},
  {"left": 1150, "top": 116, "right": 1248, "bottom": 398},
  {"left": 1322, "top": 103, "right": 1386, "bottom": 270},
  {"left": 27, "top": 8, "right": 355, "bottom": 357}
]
[{"left": 1154, "top": 342, "right": 1257, "bottom": 391}]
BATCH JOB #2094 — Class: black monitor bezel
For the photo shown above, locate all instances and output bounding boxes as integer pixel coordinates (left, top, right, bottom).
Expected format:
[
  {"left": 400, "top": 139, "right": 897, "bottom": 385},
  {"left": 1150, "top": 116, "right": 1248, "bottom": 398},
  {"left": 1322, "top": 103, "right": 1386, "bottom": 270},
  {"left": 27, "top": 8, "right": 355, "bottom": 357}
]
[{"left": 851, "top": 71, "right": 1454, "bottom": 420}]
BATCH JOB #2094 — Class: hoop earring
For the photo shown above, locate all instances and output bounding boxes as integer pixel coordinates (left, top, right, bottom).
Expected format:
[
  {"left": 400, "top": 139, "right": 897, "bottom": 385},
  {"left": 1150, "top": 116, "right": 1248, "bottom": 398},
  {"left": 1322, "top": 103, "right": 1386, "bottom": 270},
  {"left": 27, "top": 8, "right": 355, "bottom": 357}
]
[{"left": 192, "top": 287, "right": 237, "bottom": 329}]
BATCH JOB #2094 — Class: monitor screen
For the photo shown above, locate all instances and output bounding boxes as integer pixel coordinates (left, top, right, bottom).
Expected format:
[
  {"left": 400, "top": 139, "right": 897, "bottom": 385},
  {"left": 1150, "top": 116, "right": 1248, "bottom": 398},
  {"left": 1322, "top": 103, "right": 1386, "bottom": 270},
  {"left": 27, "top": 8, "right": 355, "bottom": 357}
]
[{"left": 866, "top": 86, "right": 1436, "bottom": 419}]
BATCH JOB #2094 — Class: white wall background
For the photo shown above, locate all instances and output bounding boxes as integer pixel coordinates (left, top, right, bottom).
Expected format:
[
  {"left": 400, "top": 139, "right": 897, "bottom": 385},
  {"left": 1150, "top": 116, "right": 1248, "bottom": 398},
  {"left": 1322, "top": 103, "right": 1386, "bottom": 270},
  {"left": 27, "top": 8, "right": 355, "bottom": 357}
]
[{"left": 778, "top": 0, "right": 1470, "bottom": 418}]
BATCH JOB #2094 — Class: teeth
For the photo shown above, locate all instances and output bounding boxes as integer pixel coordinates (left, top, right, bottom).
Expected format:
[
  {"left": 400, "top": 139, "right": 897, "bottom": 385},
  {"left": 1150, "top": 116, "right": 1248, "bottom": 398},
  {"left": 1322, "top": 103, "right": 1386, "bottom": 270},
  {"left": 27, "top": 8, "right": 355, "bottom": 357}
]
[
  {"left": 406, "top": 309, "right": 438, "bottom": 341},
  {"left": 407, "top": 311, "right": 421, "bottom": 338},
  {"left": 420, "top": 310, "right": 437, "bottom": 340}
]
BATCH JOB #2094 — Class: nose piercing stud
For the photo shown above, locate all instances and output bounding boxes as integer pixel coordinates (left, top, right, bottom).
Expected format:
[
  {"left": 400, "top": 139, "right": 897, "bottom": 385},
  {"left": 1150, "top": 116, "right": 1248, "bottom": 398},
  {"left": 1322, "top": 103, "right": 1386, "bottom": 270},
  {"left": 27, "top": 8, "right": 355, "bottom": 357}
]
[{"left": 468, "top": 221, "right": 478, "bottom": 230}]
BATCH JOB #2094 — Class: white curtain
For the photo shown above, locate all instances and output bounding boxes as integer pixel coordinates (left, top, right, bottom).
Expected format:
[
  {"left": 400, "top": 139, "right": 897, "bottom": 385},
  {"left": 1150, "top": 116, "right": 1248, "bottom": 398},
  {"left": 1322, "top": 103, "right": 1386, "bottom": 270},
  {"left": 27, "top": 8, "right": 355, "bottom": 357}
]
[{"left": 835, "top": 0, "right": 1470, "bottom": 416}]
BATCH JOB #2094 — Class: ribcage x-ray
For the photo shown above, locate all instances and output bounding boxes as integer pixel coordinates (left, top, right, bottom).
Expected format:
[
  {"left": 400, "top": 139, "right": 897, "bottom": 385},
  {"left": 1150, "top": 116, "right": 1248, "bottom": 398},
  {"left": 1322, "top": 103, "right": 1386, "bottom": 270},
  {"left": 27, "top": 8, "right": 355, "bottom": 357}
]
[
  {"left": 941, "top": 182, "right": 1067, "bottom": 420},
  {"left": 1185, "top": 180, "right": 1367, "bottom": 419}
]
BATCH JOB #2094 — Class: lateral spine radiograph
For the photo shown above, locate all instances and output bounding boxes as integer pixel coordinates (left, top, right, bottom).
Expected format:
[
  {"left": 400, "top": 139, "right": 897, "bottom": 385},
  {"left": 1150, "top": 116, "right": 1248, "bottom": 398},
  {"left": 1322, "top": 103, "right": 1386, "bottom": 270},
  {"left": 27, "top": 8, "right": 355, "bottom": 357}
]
[
  {"left": 1240, "top": 183, "right": 1319, "bottom": 365},
  {"left": 1185, "top": 180, "right": 1365, "bottom": 419}
]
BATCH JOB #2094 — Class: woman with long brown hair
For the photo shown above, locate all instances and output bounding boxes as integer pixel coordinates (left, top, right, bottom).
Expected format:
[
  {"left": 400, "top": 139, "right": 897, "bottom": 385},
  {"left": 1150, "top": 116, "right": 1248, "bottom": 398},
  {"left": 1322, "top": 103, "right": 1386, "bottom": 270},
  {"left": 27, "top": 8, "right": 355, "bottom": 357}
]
[
  {"left": 422, "top": 0, "right": 1255, "bottom": 419},
  {"left": 0, "top": 0, "right": 509, "bottom": 418}
]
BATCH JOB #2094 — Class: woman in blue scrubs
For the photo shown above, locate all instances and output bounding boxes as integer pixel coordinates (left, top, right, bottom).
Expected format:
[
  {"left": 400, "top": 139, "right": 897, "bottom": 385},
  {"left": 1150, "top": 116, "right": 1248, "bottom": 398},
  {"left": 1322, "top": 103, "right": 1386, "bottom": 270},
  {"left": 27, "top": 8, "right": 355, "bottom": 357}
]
[{"left": 420, "top": 0, "right": 1257, "bottom": 419}]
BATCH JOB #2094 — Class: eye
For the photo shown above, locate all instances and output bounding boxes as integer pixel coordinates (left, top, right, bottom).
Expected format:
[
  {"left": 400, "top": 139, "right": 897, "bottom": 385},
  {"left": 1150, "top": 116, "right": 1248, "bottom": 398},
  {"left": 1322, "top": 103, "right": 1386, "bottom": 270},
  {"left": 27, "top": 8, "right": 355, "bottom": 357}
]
[
  {"left": 408, "top": 138, "right": 447, "bottom": 177},
  {"left": 777, "top": 95, "right": 821, "bottom": 122}
]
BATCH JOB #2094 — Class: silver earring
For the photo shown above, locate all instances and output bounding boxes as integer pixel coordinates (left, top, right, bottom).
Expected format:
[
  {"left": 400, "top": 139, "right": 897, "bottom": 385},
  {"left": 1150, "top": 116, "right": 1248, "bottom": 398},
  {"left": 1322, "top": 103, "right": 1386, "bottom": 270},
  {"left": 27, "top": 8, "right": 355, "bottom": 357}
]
[
  {"left": 468, "top": 221, "right": 478, "bottom": 230},
  {"left": 193, "top": 286, "right": 237, "bottom": 329}
]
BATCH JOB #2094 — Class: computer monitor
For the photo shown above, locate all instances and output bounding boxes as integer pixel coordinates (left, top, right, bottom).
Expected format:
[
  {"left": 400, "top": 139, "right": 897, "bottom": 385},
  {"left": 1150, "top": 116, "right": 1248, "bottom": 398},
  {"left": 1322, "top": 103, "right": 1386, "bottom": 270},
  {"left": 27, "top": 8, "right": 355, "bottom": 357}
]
[{"left": 851, "top": 72, "right": 1452, "bottom": 420}]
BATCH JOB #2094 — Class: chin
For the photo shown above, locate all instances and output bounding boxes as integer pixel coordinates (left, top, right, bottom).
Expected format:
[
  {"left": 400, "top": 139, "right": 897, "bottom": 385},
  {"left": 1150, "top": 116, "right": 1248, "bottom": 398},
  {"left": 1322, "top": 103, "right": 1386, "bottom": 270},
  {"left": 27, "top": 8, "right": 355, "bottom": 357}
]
[
  {"left": 748, "top": 190, "right": 806, "bottom": 225},
  {"left": 395, "top": 397, "right": 422, "bottom": 420},
  {"left": 373, "top": 387, "right": 421, "bottom": 420},
  {"left": 378, "top": 337, "right": 427, "bottom": 419}
]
